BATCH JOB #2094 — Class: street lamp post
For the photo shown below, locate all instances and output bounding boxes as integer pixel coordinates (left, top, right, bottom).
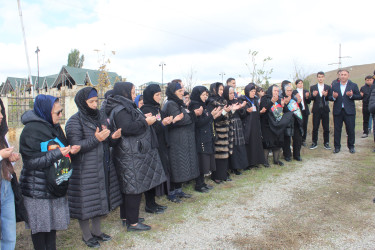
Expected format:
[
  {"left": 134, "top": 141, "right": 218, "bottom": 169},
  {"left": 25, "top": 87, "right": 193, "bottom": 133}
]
[
  {"left": 219, "top": 72, "right": 226, "bottom": 83},
  {"left": 159, "top": 62, "right": 166, "bottom": 84},
  {"left": 35, "top": 46, "right": 40, "bottom": 93}
]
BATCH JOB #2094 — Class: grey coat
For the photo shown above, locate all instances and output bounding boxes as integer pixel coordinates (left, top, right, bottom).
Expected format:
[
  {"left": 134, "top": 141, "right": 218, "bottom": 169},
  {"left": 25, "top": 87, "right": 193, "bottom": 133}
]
[{"left": 65, "top": 112, "right": 122, "bottom": 220}]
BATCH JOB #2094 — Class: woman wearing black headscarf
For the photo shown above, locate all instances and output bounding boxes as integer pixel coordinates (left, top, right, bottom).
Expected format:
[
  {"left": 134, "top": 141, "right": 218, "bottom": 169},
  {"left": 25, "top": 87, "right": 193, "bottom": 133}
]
[
  {"left": 281, "top": 84, "right": 304, "bottom": 162},
  {"left": 105, "top": 82, "right": 166, "bottom": 232},
  {"left": 0, "top": 98, "right": 20, "bottom": 249},
  {"left": 162, "top": 81, "right": 201, "bottom": 202},
  {"left": 189, "top": 86, "right": 221, "bottom": 192},
  {"left": 222, "top": 86, "right": 248, "bottom": 174},
  {"left": 242, "top": 84, "right": 267, "bottom": 167},
  {"left": 207, "top": 82, "right": 232, "bottom": 183},
  {"left": 65, "top": 87, "right": 122, "bottom": 247},
  {"left": 19, "top": 95, "right": 80, "bottom": 250},
  {"left": 260, "top": 85, "right": 293, "bottom": 166},
  {"left": 141, "top": 84, "right": 171, "bottom": 213}
]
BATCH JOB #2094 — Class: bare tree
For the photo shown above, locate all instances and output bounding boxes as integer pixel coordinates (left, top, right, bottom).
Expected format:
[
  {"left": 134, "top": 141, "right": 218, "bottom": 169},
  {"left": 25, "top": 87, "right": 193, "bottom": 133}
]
[
  {"left": 290, "top": 60, "right": 312, "bottom": 89},
  {"left": 245, "top": 50, "right": 273, "bottom": 87},
  {"left": 184, "top": 66, "right": 197, "bottom": 92}
]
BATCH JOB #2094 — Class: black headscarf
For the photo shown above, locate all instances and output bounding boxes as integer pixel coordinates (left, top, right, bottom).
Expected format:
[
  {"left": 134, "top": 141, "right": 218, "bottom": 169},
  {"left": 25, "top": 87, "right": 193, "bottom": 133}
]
[
  {"left": 143, "top": 84, "right": 161, "bottom": 107},
  {"left": 190, "top": 86, "right": 208, "bottom": 110},
  {"left": 223, "top": 86, "right": 237, "bottom": 105},
  {"left": 209, "top": 82, "right": 224, "bottom": 98},
  {"left": 0, "top": 98, "right": 8, "bottom": 146},
  {"left": 104, "top": 89, "right": 114, "bottom": 99},
  {"left": 244, "top": 83, "right": 256, "bottom": 98},
  {"left": 166, "top": 81, "right": 184, "bottom": 106},
  {"left": 74, "top": 87, "right": 102, "bottom": 127},
  {"left": 266, "top": 84, "right": 279, "bottom": 97},
  {"left": 113, "top": 82, "right": 134, "bottom": 101}
]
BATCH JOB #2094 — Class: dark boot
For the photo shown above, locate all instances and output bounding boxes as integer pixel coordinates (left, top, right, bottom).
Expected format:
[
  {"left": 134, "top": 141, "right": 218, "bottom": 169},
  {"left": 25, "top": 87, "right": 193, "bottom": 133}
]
[
  {"left": 263, "top": 149, "right": 270, "bottom": 167},
  {"left": 273, "top": 148, "right": 284, "bottom": 166}
]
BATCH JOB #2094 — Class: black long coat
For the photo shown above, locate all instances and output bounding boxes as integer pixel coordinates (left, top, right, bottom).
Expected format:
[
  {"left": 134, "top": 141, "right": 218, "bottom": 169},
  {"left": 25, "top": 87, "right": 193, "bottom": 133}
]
[
  {"left": 106, "top": 96, "right": 166, "bottom": 194},
  {"left": 162, "top": 100, "right": 200, "bottom": 183},
  {"left": 65, "top": 112, "right": 122, "bottom": 220}
]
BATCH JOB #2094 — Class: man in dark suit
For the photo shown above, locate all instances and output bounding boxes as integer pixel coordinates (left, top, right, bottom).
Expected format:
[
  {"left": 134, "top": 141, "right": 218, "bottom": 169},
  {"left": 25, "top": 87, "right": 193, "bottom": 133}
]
[
  {"left": 294, "top": 79, "right": 311, "bottom": 146},
  {"left": 359, "top": 75, "right": 374, "bottom": 138},
  {"left": 329, "top": 69, "right": 361, "bottom": 153},
  {"left": 309, "top": 71, "right": 331, "bottom": 150}
]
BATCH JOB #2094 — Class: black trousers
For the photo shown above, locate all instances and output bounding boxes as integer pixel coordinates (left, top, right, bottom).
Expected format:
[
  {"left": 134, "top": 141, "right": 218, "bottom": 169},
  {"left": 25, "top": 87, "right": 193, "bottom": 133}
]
[
  {"left": 283, "top": 125, "right": 302, "bottom": 159},
  {"left": 195, "top": 174, "right": 205, "bottom": 189},
  {"left": 312, "top": 109, "right": 330, "bottom": 144},
  {"left": 120, "top": 193, "right": 142, "bottom": 224},
  {"left": 362, "top": 104, "right": 370, "bottom": 134},
  {"left": 301, "top": 110, "right": 309, "bottom": 142},
  {"left": 144, "top": 188, "right": 156, "bottom": 208},
  {"left": 333, "top": 109, "right": 356, "bottom": 150},
  {"left": 31, "top": 231, "right": 56, "bottom": 250}
]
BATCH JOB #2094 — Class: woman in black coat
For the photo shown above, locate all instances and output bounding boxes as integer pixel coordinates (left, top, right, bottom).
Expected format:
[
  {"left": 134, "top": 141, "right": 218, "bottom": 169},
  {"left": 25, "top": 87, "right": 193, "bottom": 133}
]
[
  {"left": 260, "top": 85, "right": 293, "bottom": 166},
  {"left": 19, "top": 95, "right": 81, "bottom": 250},
  {"left": 105, "top": 82, "right": 166, "bottom": 232},
  {"left": 162, "top": 81, "right": 201, "bottom": 202},
  {"left": 242, "top": 84, "right": 267, "bottom": 167},
  {"left": 207, "top": 82, "right": 232, "bottom": 184},
  {"left": 281, "top": 85, "right": 304, "bottom": 162},
  {"left": 65, "top": 87, "right": 122, "bottom": 247},
  {"left": 141, "top": 84, "right": 171, "bottom": 213},
  {"left": 189, "top": 86, "right": 221, "bottom": 192},
  {"left": 223, "top": 86, "right": 248, "bottom": 174}
]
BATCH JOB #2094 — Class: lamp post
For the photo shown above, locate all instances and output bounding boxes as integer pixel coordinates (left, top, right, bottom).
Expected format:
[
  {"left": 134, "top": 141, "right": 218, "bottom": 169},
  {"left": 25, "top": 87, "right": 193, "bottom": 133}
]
[
  {"left": 219, "top": 72, "right": 226, "bottom": 83},
  {"left": 35, "top": 46, "right": 40, "bottom": 93},
  {"left": 159, "top": 62, "right": 166, "bottom": 84}
]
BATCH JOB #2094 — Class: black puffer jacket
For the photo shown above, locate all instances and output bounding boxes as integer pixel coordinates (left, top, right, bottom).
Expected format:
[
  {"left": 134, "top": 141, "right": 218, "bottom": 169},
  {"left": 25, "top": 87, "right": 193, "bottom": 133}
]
[
  {"left": 369, "top": 86, "right": 375, "bottom": 114},
  {"left": 19, "top": 110, "right": 65, "bottom": 199},
  {"left": 65, "top": 112, "right": 122, "bottom": 220},
  {"left": 106, "top": 95, "right": 166, "bottom": 195},
  {"left": 162, "top": 100, "right": 200, "bottom": 182}
]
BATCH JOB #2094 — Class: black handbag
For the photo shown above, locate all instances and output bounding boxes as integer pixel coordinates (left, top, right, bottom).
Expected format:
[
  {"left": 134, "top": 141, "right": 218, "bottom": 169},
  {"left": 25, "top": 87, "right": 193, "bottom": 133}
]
[{"left": 10, "top": 173, "right": 29, "bottom": 223}]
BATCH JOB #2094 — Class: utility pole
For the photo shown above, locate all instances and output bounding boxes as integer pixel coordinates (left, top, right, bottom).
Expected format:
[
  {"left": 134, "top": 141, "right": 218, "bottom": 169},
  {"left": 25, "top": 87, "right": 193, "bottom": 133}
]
[
  {"left": 219, "top": 72, "right": 226, "bottom": 83},
  {"left": 159, "top": 62, "right": 166, "bottom": 84},
  {"left": 35, "top": 46, "right": 40, "bottom": 93},
  {"left": 328, "top": 43, "right": 351, "bottom": 69}
]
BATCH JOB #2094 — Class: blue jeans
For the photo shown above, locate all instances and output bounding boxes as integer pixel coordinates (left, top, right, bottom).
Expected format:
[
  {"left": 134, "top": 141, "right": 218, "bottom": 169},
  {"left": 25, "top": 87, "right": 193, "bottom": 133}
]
[{"left": 1, "top": 180, "right": 16, "bottom": 250}]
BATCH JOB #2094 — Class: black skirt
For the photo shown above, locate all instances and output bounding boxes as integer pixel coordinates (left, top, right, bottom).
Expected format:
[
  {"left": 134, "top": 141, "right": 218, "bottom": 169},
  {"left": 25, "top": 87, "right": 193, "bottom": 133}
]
[
  {"left": 198, "top": 153, "right": 216, "bottom": 175},
  {"left": 211, "top": 158, "right": 228, "bottom": 181},
  {"left": 229, "top": 144, "right": 248, "bottom": 170}
]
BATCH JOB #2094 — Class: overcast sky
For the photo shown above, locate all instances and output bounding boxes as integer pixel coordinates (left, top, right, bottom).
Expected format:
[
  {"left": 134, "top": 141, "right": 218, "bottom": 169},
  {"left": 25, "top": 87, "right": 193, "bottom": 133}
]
[{"left": 1, "top": 0, "right": 374, "bottom": 87}]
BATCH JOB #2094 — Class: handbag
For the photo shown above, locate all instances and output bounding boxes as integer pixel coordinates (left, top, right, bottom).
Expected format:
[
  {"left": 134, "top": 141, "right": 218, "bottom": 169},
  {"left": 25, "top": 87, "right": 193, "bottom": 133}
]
[
  {"left": 41, "top": 138, "right": 72, "bottom": 197},
  {"left": 10, "top": 173, "right": 28, "bottom": 223}
]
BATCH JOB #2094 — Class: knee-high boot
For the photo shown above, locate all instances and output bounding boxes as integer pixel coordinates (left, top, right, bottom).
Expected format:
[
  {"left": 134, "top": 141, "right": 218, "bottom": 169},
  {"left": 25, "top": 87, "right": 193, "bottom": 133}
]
[{"left": 272, "top": 148, "right": 284, "bottom": 166}]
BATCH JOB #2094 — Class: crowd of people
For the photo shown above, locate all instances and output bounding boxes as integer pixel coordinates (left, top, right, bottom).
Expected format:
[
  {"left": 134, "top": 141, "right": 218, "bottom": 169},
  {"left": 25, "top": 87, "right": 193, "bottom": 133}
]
[{"left": 0, "top": 69, "right": 375, "bottom": 249}]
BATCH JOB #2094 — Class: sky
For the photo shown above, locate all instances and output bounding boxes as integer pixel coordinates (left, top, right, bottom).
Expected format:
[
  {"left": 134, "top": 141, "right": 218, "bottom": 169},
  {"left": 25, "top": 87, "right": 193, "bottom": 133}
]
[{"left": 1, "top": 0, "right": 374, "bottom": 87}]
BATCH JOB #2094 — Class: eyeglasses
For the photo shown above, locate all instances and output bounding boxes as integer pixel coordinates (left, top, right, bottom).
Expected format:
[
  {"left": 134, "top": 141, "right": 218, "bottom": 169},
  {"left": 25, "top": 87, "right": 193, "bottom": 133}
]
[{"left": 53, "top": 109, "right": 63, "bottom": 116}]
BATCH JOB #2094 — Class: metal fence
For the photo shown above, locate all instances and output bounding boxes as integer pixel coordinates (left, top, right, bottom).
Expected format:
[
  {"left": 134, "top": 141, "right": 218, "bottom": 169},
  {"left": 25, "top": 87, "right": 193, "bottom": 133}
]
[{"left": 7, "top": 96, "right": 66, "bottom": 127}]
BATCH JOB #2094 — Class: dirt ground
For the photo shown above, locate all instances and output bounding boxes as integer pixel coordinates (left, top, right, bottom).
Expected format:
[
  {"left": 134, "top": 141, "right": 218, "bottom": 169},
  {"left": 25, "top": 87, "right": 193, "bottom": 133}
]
[{"left": 12, "top": 129, "right": 375, "bottom": 249}]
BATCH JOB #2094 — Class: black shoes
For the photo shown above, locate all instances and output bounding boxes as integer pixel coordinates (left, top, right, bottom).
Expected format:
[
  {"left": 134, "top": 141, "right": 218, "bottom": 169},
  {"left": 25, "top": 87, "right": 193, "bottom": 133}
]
[
  {"left": 122, "top": 218, "right": 145, "bottom": 227},
  {"left": 349, "top": 148, "right": 356, "bottom": 154},
  {"left": 294, "top": 156, "right": 302, "bottom": 161},
  {"left": 167, "top": 194, "right": 182, "bottom": 203},
  {"left": 195, "top": 186, "right": 209, "bottom": 193},
  {"left": 155, "top": 203, "right": 168, "bottom": 210},
  {"left": 284, "top": 157, "right": 292, "bottom": 162},
  {"left": 324, "top": 143, "right": 331, "bottom": 150},
  {"left": 176, "top": 191, "right": 192, "bottom": 199},
  {"left": 263, "top": 163, "right": 270, "bottom": 168},
  {"left": 204, "top": 184, "right": 213, "bottom": 190},
  {"left": 309, "top": 143, "right": 317, "bottom": 149},
  {"left": 145, "top": 206, "right": 164, "bottom": 214},
  {"left": 82, "top": 237, "right": 100, "bottom": 248},
  {"left": 333, "top": 148, "right": 340, "bottom": 154},
  {"left": 225, "top": 177, "right": 233, "bottom": 182},
  {"left": 274, "top": 160, "right": 284, "bottom": 166},
  {"left": 127, "top": 222, "right": 151, "bottom": 232},
  {"left": 93, "top": 233, "right": 111, "bottom": 242},
  {"left": 232, "top": 169, "right": 242, "bottom": 175}
]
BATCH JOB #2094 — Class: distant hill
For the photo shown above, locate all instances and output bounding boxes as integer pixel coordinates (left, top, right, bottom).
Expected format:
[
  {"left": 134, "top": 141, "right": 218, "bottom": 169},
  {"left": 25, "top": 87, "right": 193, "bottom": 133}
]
[{"left": 305, "top": 63, "right": 375, "bottom": 88}]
